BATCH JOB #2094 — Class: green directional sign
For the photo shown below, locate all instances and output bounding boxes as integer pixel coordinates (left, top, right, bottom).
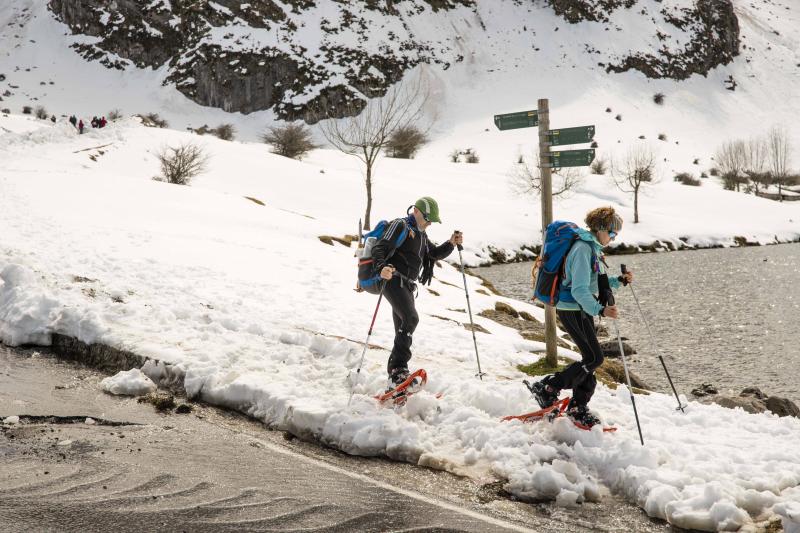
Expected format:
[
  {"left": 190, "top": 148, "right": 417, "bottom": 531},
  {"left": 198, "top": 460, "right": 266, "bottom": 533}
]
[
  {"left": 548, "top": 125, "right": 595, "bottom": 146},
  {"left": 544, "top": 149, "right": 595, "bottom": 168},
  {"left": 494, "top": 110, "right": 538, "bottom": 131}
]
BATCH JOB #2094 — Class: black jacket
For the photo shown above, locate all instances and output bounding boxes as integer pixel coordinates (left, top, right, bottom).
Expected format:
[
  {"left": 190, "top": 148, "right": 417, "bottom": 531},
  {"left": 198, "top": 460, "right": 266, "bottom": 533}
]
[{"left": 371, "top": 216, "right": 454, "bottom": 284}]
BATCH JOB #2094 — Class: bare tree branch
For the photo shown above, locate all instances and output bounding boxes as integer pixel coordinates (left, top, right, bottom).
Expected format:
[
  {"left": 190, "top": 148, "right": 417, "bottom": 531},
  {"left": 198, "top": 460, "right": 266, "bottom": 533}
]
[
  {"left": 610, "top": 144, "right": 659, "bottom": 223},
  {"left": 510, "top": 155, "right": 584, "bottom": 198},
  {"left": 315, "top": 77, "right": 432, "bottom": 229}
]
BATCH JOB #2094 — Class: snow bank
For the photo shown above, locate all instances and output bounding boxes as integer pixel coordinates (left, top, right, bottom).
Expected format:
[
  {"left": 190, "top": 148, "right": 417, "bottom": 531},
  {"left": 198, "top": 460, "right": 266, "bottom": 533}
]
[
  {"left": 101, "top": 368, "right": 157, "bottom": 396},
  {"left": 0, "top": 115, "right": 799, "bottom": 531},
  {"left": 2, "top": 415, "right": 20, "bottom": 424}
]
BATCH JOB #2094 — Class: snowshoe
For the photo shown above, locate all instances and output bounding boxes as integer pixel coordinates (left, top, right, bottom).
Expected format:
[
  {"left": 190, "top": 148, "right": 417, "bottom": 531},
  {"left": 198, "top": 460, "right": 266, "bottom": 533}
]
[
  {"left": 501, "top": 397, "right": 570, "bottom": 423},
  {"left": 376, "top": 369, "right": 428, "bottom": 406},
  {"left": 523, "top": 378, "right": 560, "bottom": 409},
  {"left": 502, "top": 396, "right": 617, "bottom": 432}
]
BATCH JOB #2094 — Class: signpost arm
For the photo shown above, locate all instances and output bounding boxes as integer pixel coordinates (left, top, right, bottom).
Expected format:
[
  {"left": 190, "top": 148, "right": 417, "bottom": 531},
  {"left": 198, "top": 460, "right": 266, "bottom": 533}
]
[{"left": 538, "top": 98, "right": 558, "bottom": 368}]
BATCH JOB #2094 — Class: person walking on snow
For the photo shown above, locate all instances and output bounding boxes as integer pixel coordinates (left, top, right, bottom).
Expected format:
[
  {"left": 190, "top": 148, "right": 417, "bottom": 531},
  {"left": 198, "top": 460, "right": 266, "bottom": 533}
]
[
  {"left": 371, "top": 197, "right": 463, "bottom": 388},
  {"left": 528, "top": 206, "right": 634, "bottom": 427},
  {"left": 78, "top": 120, "right": 84, "bottom": 134}
]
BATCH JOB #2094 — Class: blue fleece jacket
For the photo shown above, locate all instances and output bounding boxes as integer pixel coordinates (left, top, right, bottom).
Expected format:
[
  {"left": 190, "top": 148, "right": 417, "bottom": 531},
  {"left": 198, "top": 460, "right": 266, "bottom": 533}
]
[{"left": 555, "top": 228, "right": 620, "bottom": 316}]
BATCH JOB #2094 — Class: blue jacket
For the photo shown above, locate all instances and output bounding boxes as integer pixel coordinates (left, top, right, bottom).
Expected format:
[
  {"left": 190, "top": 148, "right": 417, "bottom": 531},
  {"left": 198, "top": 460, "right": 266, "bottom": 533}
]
[{"left": 556, "top": 228, "right": 620, "bottom": 316}]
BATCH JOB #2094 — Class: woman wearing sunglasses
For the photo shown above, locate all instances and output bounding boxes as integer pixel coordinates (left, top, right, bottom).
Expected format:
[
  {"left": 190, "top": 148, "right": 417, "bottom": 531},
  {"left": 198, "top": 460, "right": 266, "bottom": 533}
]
[{"left": 528, "top": 206, "right": 634, "bottom": 428}]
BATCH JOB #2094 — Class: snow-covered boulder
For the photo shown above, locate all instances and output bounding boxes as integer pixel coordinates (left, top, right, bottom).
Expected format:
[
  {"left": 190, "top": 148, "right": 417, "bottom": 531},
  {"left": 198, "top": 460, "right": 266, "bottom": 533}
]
[{"left": 101, "top": 368, "right": 157, "bottom": 396}]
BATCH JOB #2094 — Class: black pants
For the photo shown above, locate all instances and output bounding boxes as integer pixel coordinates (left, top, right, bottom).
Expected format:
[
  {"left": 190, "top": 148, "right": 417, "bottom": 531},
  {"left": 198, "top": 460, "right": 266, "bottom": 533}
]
[
  {"left": 548, "top": 309, "right": 605, "bottom": 406},
  {"left": 382, "top": 276, "right": 419, "bottom": 374}
]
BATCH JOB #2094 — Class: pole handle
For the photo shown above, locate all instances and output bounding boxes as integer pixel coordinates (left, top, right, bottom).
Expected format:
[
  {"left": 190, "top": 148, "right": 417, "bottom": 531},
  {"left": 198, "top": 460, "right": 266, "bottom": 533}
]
[
  {"left": 621, "top": 264, "right": 627, "bottom": 274},
  {"left": 455, "top": 229, "right": 463, "bottom": 251}
]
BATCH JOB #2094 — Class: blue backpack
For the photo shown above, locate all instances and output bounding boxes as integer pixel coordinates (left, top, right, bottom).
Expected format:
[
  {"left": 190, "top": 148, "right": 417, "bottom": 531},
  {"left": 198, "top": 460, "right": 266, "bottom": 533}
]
[
  {"left": 533, "top": 220, "right": 592, "bottom": 305},
  {"left": 356, "top": 219, "right": 409, "bottom": 294}
]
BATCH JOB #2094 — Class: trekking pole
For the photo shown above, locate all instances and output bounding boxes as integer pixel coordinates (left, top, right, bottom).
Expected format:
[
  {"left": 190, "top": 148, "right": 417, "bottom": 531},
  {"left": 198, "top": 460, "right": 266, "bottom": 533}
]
[
  {"left": 348, "top": 281, "right": 387, "bottom": 406},
  {"left": 621, "top": 264, "right": 687, "bottom": 413},
  {"left": 455, "top": 234, "right": 486, "bottom": 380},
  {"left": 607, "top": 290, "right": 644, "bottom": 445}
]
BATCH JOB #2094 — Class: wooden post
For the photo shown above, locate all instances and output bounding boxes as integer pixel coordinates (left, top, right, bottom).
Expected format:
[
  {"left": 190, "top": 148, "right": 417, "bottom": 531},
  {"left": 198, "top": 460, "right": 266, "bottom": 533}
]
[{"left": 538, "top": 98, "right": 558, "bottom": 367}]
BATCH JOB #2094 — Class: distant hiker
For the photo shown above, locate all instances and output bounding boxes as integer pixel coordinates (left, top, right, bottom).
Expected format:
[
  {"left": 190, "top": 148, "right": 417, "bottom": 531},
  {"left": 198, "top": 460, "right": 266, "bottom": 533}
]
[
  {"left": 100, "top": 116, "right": 107, "bottom": 128},
  {"left": 91, "top": 116, "right": 98, "bottom": 128},
  {"left": 69, "top": 115, "right": 77, "bottom": 127},
  {"left": 528, "top": 207, "right": 634, "bottom": 428},
  {"left": 78, "top": 120, "right": 84, "bottom": 134},
  {"left": 371, "top": 197, "right": 462, "bottom": 389}
]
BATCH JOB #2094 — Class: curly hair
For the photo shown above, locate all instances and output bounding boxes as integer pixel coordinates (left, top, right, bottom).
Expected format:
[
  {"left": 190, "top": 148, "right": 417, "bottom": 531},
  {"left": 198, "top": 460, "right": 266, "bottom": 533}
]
[{"left": 585, "top": 206, "right": 623, "bottom": 232}]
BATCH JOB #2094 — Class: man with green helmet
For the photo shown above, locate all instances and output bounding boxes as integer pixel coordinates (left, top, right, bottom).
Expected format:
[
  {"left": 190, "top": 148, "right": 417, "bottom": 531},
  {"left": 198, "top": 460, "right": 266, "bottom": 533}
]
[{"left": 371, "top": 197, "right": 463, "bottom": 387}]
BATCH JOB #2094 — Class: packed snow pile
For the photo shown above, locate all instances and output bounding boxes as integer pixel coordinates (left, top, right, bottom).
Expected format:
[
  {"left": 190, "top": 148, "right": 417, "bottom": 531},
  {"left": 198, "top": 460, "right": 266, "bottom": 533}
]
[
  {"left": 1, "top": 115, "right": 799, "bottom": 531},
  {"left": 100, "top": 368, "right": 157, "bottom": 396}
]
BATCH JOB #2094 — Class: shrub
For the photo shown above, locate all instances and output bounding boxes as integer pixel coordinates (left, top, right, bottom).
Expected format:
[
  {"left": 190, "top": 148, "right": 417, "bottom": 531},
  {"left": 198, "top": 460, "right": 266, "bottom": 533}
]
[
  {"left": 142, "top": 112, "right": 168, "bottom": 128},
  {"left": 693, "top": 158, "right": 700, "bottom": 165},
  {"left": 700, "top": 171, "right": 709, "bottom": 178},
  {"left": 449, "top": 149, "right": 460, "bottom": 163},
  {"left": 709, "top": 167, "right": 720, "bottom": 176},
  {"left": 386, "top": 125, "right": 428, "bottom": 159},
  {"left": 605, "top": 107, "right": 612, "bottom": 113},
  {"left": 214, "top": 123, "right": 236, "bottom": 141},
  {"left": 153, "top": 142, "right": 209, "bottom": 186},
  {"left": 638, "top": 135, "right": 646, "bottom": 139},
  {"left": 464, "top": 148, "right": 479, "bottom": 163},
  {"left": 615, "top": 114, "right": 622, "bottom": 121},
  {"left": 1, "top": 108, "right": 9, "bottom": 114},
  {"left": 658, "top": 133, "right": 667, "bottom": 141},
  {"left": 108, "top": 109, "right": 122, "bottom": 121},
  {"left": 590, "top": 157, "right": 607, "bottom": 175},
  {"left": 590, "top": 141, "right": 598, "bottom": 148},
  {"left": 261, "top": 123, "right": 318, "bottom": 159},
  {"left": 653, "top": 93, "right": 665, "bottom": 105},
  {"left": 22, "top": 105, "right": 32, "bottom": 115},
  {"left": 674, "top": 172, "right": 701, "bottom": 186}
]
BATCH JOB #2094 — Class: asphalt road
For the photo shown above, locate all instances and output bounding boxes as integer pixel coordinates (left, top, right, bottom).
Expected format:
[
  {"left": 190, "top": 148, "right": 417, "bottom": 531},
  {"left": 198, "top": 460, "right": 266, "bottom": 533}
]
[{"left": 0, "top": 345, "right": 672, "bottom": 532}]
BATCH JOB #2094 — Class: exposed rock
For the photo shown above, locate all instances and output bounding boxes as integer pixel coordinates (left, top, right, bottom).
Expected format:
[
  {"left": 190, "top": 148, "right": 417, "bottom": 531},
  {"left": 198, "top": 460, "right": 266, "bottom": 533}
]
[
  {"left": 710, "top": 395, "right": 766, "bottom": 414},
  {"left": 599, "top": 339, "right": 636, "bottom": 358},
  {"left": 597, "top": 359, "right": 651, "bottom": 391},
  {"left": 740, "top": 386, "right": 767, "bottom": 400},
  {"left": 494, "top": 301, "right": 519, "bottom": 318},
  {"left": 701, "top": 387, "right": 799, "bottom": 418},
  {"left": 765, "top": 396, "right": 800, "bottom": 418},
  {"left": 47, "top": 0, "right": 467, "bottom": 121},
  {"left": 548, "top": 0, "right": 635, "bottom": 23},
  {"left": 605, "top": 0, "right": 739, "bottom": 81},
  {"left": 691, "top": 383, "right": 718, "bottom": 397}
]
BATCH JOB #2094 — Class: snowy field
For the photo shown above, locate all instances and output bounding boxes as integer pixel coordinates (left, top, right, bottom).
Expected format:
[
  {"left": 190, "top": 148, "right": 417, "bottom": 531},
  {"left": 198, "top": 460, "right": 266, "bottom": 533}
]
[{"left": 1, "top": 114, "right": 800, "bottom": 531}]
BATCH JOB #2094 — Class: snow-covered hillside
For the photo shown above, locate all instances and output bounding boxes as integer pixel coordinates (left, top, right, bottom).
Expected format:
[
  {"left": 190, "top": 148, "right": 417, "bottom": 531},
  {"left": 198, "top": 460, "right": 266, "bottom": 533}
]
[
  {"left": 1, "top": 115, "right": 800, "bottom": 531},
  {"left": 1, "top": 0, "right": 799, "bottom": 176}
]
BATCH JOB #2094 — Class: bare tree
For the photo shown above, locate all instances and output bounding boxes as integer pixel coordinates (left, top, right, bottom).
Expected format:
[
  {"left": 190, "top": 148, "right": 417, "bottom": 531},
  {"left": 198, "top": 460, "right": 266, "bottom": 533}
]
[
  {"left": 767, "top": 125, "right": 793, "bottom": 201},
  {"left": 611, "top": 144, "right": 658, "bottom": 223},
  {"left": 510, "top": 155, "right": 584, "bottom": 198},
  {"left": 743, "top": 135, "right": 770, "bottom": 194},
  {"left": 261, "top": 123, "right": 318, "bottom": 159},
  {"left": 317, "top": 78, "right": 430, "bottom": 229},
  {"left": 715, "top": 139, "right": 748, "bottom": 191},
  {"left": 153, "top": 142, "right": 209, "bottom": 185}
]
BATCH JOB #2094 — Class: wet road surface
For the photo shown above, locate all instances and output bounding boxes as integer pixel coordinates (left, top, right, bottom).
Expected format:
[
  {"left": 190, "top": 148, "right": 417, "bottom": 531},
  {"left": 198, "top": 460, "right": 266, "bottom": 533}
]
[{"left": 0, "top": 345, "right": 672, "bottom": 532}]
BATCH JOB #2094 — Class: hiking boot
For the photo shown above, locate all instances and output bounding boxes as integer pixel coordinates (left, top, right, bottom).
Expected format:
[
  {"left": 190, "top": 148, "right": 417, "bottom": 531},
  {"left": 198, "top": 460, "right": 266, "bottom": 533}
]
[
  {"left": 525, "top": 377, "right": 560, "bottom": 409},
  {"left": 566, "top": 403, "right": 601, "bottom": 428},
  {"left": 387, "top": 368, "right": 420, "bottom": 391}
]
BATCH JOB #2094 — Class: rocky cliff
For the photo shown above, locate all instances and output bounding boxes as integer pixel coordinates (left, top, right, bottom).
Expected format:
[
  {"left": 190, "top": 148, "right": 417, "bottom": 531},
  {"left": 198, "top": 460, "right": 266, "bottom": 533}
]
[{"left": 47, "top": 0, "right": 740, "bottom": 121}]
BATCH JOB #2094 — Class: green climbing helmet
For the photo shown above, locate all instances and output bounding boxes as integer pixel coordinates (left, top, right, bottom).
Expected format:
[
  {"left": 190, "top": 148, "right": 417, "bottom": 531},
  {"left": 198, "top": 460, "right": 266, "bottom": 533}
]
[{"left": 414, "top": 196, "right": 441, "bottom": 223}]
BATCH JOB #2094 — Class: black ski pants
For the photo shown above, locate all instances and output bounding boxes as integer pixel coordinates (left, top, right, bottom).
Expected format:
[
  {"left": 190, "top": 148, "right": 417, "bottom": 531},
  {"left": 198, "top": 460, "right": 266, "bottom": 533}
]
[
  {"left": 548, "top": 309, "right": 604, "bottom": 406},
  {"left": 382, "top": 276, "right": 419, "bottom": 375}
]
